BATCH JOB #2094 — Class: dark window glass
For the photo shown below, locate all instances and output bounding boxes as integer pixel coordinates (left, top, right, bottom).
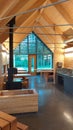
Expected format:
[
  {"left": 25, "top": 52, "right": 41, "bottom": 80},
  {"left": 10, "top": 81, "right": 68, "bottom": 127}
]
[
  {"left": 37, "top": 54, "right": 52, "bottom": 70},
  {"left": 20, "top": 42, "right": 28, "bottom": 54},
  {"left": 44, "top": 46, "right": 51, "bottom": 54},
  {"left": 37, "top": 40, "right": 43, "bottom": 54},
  {"left": 14, "top": 55, "right": 28, "bottom": 71},
  {"left": 14, "top": 46, "right": 19, "bottom": 54},
  {"left": 13, "top": 32, "right": 53, "bottom": 70}
]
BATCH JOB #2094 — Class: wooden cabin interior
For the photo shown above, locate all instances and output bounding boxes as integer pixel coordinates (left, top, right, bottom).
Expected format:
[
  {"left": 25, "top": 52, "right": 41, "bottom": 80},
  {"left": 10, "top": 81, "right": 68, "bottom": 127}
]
[{"left": 0, "top": 0, "right": 73, "bottom": 130}]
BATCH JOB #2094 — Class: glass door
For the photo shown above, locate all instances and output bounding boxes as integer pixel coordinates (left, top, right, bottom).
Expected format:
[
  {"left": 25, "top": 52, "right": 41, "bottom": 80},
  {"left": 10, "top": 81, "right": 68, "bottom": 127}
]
[{"left": 28, "top": 55, "right": 36, "bottom": 75}]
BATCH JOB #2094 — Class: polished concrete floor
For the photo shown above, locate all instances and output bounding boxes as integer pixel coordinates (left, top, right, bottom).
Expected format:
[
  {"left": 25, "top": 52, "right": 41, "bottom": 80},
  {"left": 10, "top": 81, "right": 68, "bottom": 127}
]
[{"left": 14, "top": 75, "right": 73, "bottom": 130}]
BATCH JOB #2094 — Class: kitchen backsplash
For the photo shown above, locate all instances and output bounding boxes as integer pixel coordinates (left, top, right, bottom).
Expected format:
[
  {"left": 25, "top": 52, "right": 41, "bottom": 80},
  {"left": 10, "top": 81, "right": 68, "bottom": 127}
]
[{"left": 56, "top": 68, "right": 73, "bottom": 76}]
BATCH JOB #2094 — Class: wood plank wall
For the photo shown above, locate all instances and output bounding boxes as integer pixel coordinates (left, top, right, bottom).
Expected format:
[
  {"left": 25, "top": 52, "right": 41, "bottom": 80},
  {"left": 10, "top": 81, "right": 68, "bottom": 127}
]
[
  {"left": 0, "top": 44, "right": 9, "bottom": 89},
  {"left": 64, "top": 56, "right": 73, "bottom": 69},
  {"left": 53, "top": 46, "right": 64, "bottom": 83}
]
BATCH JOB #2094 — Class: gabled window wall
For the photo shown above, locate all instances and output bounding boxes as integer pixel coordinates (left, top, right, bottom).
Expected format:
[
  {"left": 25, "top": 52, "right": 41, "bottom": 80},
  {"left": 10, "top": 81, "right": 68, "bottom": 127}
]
[{"left": 13, "top": 32, "right": 53, "bottom": 71}]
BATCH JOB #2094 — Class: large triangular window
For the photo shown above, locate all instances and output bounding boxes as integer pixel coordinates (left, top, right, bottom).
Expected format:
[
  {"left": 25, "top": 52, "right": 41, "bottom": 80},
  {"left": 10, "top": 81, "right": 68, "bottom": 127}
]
[{"left": 13, "top": 32, "right": 53, "bottom": 71}]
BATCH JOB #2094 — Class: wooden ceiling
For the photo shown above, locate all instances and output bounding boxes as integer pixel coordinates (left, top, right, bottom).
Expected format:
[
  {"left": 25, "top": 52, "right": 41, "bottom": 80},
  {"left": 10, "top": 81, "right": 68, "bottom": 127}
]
[{"left": 0, "top": 0, "right": 73, "bottom": 50}]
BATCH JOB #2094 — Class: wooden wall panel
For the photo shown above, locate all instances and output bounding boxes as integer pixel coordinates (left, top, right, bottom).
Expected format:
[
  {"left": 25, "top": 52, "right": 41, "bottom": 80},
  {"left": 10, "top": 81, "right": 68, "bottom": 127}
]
[{"left": 64, "top": 56, "right": 73, "bottom": 69}]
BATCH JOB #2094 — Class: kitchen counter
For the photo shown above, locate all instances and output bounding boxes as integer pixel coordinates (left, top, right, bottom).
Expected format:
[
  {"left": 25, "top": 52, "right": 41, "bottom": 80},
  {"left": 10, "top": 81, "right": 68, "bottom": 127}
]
[{"left": 56, "top": 72, "right": 73, "bottom": 94}]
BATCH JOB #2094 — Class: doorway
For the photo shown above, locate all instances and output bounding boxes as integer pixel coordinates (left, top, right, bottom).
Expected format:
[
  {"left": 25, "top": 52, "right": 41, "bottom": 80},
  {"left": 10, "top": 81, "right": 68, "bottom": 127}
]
[{"left": 28, "top": 55, "right": 36, "bottom": 75}]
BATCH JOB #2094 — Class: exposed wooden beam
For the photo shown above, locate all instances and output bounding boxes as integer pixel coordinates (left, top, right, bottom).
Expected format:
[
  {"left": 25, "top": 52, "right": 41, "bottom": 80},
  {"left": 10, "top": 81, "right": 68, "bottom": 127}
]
[
  {"left": 0, "top": 0, "right": 20, "bottom": 26},
  {"left": 0, "top": 0, "right": 46, "bottom": 43},
  {"left": 42, "top": 12, "right": 63, "bottom": 34},
  {"left": 0, "top": 11, "right": 39, "bottom": 43},
  {"left": 41, "top": 12, "right": 63, "bottom": 42},
  {"left": 34, "top": 30, "right": 54, "bottom": 52},
  {"left": 0, "top": 0, "right": 19, "bottom": 18},
  {"left": 13, "top": 11, "right": 40, "bottom": 42},
  {"left": 36, "top": 21, "right": 54, "bottom": 42},
  {"left": 50, "top": 0, "right": 73, "bottom": 25},
  {"left": 3, "top": 10, "right": 41, "bottom": 49}
]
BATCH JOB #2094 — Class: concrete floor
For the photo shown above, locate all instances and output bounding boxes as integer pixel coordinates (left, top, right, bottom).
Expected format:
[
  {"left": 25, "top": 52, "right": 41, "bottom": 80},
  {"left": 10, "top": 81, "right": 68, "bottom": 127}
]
[{"left": 14, "top": 76, "right": 73, "bottom": 130}]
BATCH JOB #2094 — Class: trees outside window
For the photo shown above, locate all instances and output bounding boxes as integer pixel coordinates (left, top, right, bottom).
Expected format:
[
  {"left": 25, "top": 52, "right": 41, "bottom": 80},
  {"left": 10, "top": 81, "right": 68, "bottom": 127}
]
[{"left": 13, "top": 32, "right": 53, "bottom": 71}]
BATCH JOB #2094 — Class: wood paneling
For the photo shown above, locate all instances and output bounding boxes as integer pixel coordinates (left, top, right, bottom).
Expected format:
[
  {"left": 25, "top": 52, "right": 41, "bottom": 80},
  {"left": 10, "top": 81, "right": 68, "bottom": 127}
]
[{"left": 64, "top": 56, "right": 73, "bottom": 69}]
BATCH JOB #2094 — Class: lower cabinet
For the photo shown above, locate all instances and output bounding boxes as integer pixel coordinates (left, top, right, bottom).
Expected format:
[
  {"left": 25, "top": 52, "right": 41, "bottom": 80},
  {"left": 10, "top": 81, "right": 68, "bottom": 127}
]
[{"left": 56, "top": 73, "right": 73, "bottom": 94}]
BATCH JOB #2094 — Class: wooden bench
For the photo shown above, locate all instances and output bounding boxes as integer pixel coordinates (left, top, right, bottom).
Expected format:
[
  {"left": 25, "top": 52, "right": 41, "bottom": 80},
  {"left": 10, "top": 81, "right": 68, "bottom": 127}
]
[
  {"left": 22, "top": 77, "right": 29, "bottom": 88},
  {"left": 0, "top": 111, "right": 29, "bottom": 130},
  {"left": 0, "top": 111, "right": 17, "bottom": 130},
  {"left": 17, "top": 122, "right": 29, "bottom": 130},
  {"left": 0, "top": 118, "right": 10, "bottom": 130},
  {"left": 0, "top": 75, "right": 7, "bottom": 90}
]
